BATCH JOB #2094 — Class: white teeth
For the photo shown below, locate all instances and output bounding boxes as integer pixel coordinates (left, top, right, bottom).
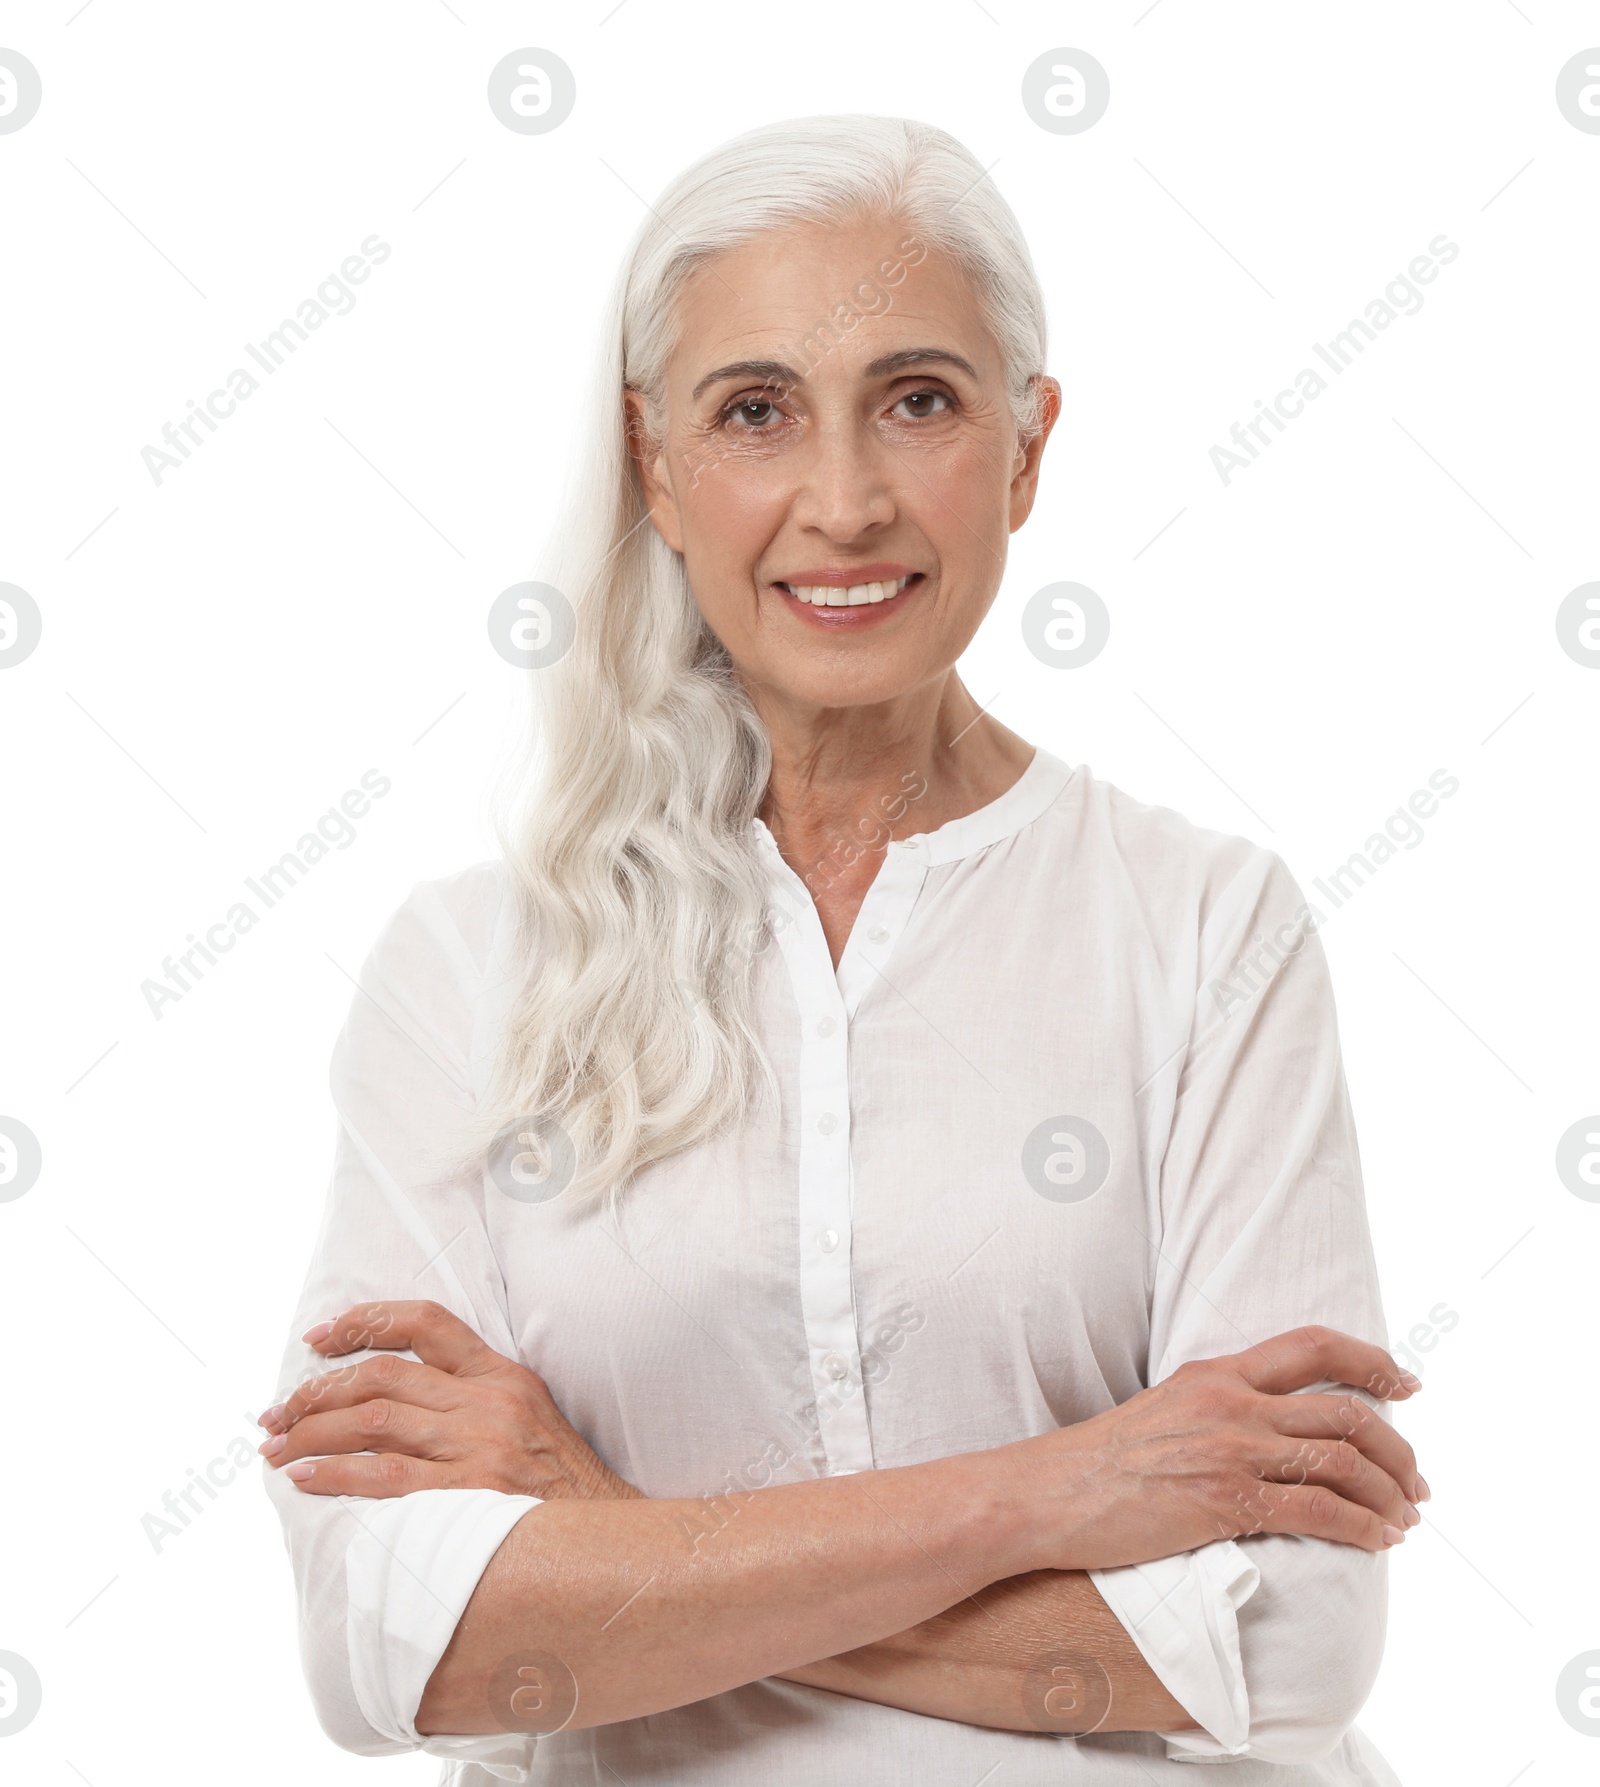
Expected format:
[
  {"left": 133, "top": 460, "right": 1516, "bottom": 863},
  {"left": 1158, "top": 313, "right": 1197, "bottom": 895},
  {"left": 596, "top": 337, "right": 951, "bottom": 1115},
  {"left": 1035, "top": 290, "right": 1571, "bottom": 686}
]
[{"left": 787, "top": 576, "right": 914, "bottom": 606}]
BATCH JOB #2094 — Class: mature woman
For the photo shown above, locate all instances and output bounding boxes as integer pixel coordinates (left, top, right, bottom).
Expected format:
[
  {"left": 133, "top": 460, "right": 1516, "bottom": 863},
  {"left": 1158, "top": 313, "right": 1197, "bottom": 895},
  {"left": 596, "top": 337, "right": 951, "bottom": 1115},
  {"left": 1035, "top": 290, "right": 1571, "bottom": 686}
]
[{"left": 260, "top": 116, "right": 1423, "bottom": 1785}]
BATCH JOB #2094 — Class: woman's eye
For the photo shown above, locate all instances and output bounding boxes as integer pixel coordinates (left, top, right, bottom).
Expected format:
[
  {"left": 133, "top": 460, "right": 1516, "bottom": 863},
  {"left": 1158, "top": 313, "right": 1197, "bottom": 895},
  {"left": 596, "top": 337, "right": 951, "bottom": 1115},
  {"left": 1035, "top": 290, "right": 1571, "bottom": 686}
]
[
  {"left": 722, "top": 396, "right": 779, "bottom": 428},
  {"left": 893, "top": 389, "right": 952, "bottom": 420}
]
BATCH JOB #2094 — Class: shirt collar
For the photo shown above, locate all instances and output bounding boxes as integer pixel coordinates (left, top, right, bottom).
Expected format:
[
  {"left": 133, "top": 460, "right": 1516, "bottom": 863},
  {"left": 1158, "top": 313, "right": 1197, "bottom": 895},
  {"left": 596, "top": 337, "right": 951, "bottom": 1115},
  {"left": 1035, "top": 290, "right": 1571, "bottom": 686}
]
[
  {"left": 751, "top": 746, "right": 1077, "bottom": 868},
  {"left": 912, "top": 745, "right": 1076, "bottom": 865}
]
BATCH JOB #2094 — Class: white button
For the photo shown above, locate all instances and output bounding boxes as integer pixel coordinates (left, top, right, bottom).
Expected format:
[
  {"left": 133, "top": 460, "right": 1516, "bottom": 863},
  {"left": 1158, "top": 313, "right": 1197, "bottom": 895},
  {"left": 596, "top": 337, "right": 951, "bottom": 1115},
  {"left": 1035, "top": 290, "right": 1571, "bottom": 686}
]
[
  {"left": 825, "top": 1354, "right": 849, "bottom": 1380},
  {"left": 816, "top": 1111, "right": 838, "bottom": 1136},
  {"left": 867, "top": 925, "right": 889, "bottom": 945},
  {"left": 817, "top": 1015, "right": 837, "bottom": 1038},
  {"left": 817, "top": 1227, "right": 839, "bottom": 1253}
]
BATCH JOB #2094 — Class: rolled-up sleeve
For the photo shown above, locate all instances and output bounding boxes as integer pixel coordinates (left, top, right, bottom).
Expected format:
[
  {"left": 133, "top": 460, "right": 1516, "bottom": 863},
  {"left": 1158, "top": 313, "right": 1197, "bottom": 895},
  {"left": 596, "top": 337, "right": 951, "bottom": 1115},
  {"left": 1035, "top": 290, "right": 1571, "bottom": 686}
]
[
  {"left": 1092, "top": 845, "right": 1393, "bottom": 1763},
  {"left": 261, "top": 870, "right": 541, "bottom": 1773}
]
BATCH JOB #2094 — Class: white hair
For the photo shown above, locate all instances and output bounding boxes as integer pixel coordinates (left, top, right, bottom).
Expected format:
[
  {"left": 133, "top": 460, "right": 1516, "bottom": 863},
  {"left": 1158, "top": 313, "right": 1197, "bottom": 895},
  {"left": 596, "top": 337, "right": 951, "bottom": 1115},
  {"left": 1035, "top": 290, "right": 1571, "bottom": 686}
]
[{"left": 460, "top": 114, "right": 1050, "bottom": 1206}]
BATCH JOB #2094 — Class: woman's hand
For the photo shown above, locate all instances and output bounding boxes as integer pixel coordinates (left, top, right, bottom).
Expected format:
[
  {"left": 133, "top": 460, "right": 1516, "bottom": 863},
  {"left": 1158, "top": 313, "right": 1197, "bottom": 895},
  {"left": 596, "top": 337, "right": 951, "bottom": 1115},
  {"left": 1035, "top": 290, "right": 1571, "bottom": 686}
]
[
  {"left": 257, "top": 1299, "right": 642, "bottom": 1501},
  {"left": 1016, "top": 1324, "right": 1429, "bottom": 1572}
]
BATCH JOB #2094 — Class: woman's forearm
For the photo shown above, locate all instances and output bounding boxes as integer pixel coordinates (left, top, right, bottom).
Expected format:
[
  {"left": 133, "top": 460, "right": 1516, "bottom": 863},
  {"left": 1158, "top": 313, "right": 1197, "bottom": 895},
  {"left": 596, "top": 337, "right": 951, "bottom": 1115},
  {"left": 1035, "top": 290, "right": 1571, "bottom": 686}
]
[
  {"left": 415, "top": 1457, "right": 1195, "bottom": 1741},
  {"left": 319, "top": 1317, "right": 1416, "bottom": 1740},
  {"left": 778, "top": 1568, "right": 1197, "bottom": 1733},
  {"left": 416, "top": 1446, "right": 1037, "bottom": 1735}
]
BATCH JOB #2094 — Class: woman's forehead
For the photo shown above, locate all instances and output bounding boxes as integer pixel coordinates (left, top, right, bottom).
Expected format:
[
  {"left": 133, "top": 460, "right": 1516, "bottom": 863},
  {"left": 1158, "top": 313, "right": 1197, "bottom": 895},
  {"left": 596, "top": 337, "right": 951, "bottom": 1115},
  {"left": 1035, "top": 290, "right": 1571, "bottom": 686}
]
[{"left": 669, "top": 227, "right": 994, "bottom": 387}]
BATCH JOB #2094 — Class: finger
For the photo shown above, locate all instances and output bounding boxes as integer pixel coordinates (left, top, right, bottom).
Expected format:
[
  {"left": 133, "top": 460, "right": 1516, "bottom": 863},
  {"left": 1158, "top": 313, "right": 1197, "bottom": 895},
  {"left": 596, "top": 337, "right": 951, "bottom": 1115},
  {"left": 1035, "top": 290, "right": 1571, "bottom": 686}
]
[
  {"left": 302, "top": 1299, "right": 497, "bottom": 1376},
  {"left": 1230, "top": 1325, "right": 1420, "bottom": 1402},
  {"left": 1269, "top": 1391, "right": 1425, "bottom": 1502},
  {"left": 261, "top": 1398, "right": 446, "bottom": 1470},
  {"left": 1266, "top": 1435, "right": 1418, "bottom": 1532},
  {"left": 267, "top": 1354, "right": 463, "bottom": 1435},
  {"left": 1229, "top": 1479, "right": 1407, "bottom": 1551},
  {"left": 278, "top": 1449, "right": 456, "bottom": 1499}
]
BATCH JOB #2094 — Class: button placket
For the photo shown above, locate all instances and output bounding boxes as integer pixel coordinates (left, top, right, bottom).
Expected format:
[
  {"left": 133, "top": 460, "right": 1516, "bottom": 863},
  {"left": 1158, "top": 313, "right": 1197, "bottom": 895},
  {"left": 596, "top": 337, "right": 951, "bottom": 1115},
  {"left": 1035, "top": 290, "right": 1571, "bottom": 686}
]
[
  {"left": 835, "top": 838, "right": 929, "bottom": 1022},
  {"left": 760, "top": 842, "right": 878, "bottom": 1476}
]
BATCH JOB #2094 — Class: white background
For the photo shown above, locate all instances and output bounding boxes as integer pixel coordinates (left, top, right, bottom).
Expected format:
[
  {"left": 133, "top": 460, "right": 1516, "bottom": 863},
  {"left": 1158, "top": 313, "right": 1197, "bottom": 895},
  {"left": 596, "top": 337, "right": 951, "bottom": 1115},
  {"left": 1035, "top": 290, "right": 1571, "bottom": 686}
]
[{"left": 1, "top": 3, "right": 1596, "bottom": 1783}]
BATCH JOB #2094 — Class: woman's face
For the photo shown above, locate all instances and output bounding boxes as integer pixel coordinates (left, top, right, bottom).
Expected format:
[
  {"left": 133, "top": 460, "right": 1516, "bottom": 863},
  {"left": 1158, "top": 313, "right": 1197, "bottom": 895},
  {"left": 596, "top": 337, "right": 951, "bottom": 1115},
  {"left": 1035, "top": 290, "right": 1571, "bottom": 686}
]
[{"left": 629, "top": 211, "right": 1061, "bottom": 717}]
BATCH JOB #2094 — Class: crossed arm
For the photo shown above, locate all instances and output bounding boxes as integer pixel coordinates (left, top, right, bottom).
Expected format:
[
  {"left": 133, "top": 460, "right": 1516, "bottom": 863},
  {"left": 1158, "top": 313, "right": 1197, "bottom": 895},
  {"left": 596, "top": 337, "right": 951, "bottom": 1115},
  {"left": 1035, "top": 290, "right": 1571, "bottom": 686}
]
[
  {"left": 780, "top": 1568, "right": 1190, "bottom": 1734},
  {"left": 258, "top": 1301, "right": 1425, "bottom": 1739}
]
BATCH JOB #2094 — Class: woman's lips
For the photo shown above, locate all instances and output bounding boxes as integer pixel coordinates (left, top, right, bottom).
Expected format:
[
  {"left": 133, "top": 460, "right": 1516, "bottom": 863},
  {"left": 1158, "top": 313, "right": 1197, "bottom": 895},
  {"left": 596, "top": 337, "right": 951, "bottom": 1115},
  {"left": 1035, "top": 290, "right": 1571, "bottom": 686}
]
[
  {"left": 774, "top": 573, "right": 924, "bottom": 625},
  {"left": 785, "top": 573, "right": 914, "bottom": 607}
]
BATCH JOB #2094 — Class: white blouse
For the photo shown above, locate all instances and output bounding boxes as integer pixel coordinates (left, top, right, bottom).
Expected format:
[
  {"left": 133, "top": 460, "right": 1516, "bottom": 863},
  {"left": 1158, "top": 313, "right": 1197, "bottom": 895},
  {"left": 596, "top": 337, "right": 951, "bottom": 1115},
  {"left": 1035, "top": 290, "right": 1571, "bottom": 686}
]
[{"left": 264, "top": 747, "right": 1405, "bottom": 1786}]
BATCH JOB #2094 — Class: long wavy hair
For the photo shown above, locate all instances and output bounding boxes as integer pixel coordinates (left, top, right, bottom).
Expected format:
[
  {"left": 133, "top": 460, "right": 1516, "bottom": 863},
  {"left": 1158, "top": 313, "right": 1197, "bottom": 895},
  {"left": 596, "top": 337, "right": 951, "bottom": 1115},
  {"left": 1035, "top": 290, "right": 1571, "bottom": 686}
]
[{"left": 458, "top": 114, "right": 1050, "bottom": 1206}]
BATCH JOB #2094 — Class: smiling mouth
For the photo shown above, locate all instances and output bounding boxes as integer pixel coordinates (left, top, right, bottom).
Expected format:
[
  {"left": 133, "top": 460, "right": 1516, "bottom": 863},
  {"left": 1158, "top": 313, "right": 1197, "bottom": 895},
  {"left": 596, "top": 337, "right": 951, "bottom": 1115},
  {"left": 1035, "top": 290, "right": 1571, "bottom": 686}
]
[{"left": 775, "top": 573, "right": 922, "bottom": 609}]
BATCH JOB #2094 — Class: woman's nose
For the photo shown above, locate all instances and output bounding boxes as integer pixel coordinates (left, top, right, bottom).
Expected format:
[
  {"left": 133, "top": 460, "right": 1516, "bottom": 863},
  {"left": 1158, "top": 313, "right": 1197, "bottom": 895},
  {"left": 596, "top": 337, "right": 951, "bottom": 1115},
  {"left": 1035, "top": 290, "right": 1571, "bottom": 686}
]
[{"left": 787, "top": 426, "right": 898, "bottom": 540}]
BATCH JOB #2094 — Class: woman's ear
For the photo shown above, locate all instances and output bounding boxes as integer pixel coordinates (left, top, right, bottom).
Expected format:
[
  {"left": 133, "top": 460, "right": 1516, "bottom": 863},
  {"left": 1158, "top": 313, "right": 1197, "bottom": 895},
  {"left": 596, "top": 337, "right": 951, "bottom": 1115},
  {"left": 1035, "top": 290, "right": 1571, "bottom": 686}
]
[
  {"left": 624, "top": 388, "right": 684, "bottom": 552},
  {"left": 1009, "top": 374, "right": 1063, "bottom": 533}
]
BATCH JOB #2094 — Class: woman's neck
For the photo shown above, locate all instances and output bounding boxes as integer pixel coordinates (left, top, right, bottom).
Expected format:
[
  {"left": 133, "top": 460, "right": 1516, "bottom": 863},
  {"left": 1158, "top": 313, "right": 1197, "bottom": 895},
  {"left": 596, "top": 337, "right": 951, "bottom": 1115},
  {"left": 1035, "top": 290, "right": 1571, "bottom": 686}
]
[{"left": 752, "top": 674, "right": 1036, "bottom": 963}]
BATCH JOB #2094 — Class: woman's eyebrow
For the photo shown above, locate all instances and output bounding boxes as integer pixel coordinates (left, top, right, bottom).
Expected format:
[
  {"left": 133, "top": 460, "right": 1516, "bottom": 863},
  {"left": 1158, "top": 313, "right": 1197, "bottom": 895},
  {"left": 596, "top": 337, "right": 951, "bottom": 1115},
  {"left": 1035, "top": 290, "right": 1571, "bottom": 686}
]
[
  {"left": 691, "top": 359, "right": 799, "bottom": 401},
  {"left": 861, "top": 348, "right": 978, "bottom": 381},
  {"left": 690, "top": 347, "right": 978, "bottom": 402}
]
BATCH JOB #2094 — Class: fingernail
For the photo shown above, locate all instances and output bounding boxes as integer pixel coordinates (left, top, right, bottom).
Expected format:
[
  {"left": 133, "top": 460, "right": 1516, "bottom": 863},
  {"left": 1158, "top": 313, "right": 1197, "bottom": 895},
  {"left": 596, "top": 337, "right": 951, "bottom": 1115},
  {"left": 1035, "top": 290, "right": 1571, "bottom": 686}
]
[
  {"left": 285, "top": 1459, "right": 316, "bottom": 1482},
  {"left": 258, "top": 1404, "right": 285, "bottom": 1430},
  {"left": 1402, "top": 1502, "right": 1421, "bottom": 1528},
  {"left": 1381, "top": 1523, "right": 1405, "bottom": 1546},
  {"left": 1397, "top": 1370, "right": 1422, "bottom": 1392},
  {"left": 301, "top": 1321, "right": 335, "bottom": 1345},
  {"left": 1415, "top": 1475, "right": 1431, "bottom": 1501},
  {"left": 259, "top": 1435, "right": 286, "bottom": 1459}
]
